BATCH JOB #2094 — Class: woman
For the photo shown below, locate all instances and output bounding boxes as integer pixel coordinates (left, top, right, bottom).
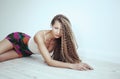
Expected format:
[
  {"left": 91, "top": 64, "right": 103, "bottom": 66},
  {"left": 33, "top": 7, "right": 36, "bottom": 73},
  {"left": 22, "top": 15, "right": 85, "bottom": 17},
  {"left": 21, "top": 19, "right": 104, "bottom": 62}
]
[{"left": 0, "top": 14, "right": 93, "bottom": 71}]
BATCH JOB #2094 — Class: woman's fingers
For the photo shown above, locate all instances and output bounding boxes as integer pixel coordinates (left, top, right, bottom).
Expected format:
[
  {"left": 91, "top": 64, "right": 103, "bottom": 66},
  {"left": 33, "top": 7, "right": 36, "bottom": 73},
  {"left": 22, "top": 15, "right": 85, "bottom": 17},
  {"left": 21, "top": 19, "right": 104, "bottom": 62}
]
[
  {"left": 72, "top": 63, "right": 93, "bottom": 71},
  {"left": 82, "top": 63, "right": 94, "bottom": 70},
  {"left": 78, "top": 65, "right": 88, "bottom": 71},
  {"left": 77, "top": 63, "right": 91, "bottom": 71}
]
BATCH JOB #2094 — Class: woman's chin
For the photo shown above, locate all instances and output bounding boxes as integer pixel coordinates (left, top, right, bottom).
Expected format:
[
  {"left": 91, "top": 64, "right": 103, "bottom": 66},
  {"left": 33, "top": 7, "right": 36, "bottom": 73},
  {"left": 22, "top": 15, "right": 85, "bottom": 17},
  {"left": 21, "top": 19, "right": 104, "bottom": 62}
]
[{"left": 55, "top": 36, "right": 60, "bottom": 38}]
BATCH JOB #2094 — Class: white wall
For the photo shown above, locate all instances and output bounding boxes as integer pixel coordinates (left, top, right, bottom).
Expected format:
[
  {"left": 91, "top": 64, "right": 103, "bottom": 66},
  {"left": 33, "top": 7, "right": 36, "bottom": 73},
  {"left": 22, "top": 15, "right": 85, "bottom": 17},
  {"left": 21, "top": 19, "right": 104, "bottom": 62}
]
[{"left": 0, "top": 0, "right": 120, "bottom": 64}]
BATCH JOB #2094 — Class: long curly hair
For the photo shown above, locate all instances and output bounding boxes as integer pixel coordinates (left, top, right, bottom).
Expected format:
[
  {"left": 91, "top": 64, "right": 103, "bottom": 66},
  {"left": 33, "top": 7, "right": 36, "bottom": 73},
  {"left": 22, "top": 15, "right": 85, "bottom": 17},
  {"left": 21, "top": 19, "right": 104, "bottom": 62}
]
[{"left": 51, "top": 14, "right": 81, "bottom": 63}]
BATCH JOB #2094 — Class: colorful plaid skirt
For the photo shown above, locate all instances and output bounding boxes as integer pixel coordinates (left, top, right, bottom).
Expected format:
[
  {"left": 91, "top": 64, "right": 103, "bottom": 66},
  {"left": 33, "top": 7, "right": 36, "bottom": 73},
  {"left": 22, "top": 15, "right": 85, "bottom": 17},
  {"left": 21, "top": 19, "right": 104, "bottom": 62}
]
[{"left": 5, "top": 32, "right": 33, "bottom": 57}]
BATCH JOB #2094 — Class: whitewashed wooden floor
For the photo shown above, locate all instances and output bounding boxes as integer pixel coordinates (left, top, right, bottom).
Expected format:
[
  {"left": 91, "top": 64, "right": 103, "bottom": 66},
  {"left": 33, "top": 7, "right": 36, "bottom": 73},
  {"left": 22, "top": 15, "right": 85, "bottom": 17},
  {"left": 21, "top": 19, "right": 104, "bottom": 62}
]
[{"left": 0, "top": 54, "right": 120, "bottom": 79}]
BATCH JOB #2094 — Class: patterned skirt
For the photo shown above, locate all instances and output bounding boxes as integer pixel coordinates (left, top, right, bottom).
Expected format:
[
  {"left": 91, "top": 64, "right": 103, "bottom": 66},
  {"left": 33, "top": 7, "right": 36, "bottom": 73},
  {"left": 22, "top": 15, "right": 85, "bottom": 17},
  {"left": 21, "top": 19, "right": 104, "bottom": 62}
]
[{"left": 5, "top": 32, "right": 33, "bottom": 57}]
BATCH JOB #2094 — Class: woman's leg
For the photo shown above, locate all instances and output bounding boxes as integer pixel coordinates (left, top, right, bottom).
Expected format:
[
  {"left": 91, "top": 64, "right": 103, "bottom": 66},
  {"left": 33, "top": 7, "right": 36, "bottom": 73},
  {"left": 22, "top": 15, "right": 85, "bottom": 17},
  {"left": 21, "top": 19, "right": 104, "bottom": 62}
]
[
  {"left": 0, "top": 50, "right": 19, "bottom": 62},
  {"left": 0, "top": 39, "right": 13, "bottom": 54},
  {"left": 0, "top": 39, "right": 19, "bottom": 62}
]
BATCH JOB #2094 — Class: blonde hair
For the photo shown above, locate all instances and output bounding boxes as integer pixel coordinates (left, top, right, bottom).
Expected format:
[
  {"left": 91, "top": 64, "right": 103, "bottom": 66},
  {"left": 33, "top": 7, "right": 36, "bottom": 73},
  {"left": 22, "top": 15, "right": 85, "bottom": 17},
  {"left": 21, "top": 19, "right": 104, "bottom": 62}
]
[{"left": 51, "top": 14, "right": 81, "bottom": 63}]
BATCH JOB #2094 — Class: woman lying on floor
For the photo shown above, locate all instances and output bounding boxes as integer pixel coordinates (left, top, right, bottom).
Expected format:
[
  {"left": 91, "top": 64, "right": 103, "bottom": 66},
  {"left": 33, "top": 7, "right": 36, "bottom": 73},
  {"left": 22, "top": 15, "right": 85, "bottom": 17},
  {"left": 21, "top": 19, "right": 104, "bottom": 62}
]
[{"left": 0, "top": 14, "right": 93, "bottom": 71}]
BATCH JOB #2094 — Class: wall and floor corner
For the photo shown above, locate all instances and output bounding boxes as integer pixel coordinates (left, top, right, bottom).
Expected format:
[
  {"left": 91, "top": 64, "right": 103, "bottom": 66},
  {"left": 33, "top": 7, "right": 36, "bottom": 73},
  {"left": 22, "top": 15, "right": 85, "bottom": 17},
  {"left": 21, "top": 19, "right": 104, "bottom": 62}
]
[{"left": 0, "top": 0, "right": 120, "bottom": 64}]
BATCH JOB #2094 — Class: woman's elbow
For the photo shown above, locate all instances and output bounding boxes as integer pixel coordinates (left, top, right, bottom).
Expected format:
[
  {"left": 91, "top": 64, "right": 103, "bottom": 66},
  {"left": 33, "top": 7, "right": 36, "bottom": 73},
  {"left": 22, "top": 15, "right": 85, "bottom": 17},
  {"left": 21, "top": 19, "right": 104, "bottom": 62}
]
[{"left": 45, "top": 59, "right": 54, "bottom": 66}]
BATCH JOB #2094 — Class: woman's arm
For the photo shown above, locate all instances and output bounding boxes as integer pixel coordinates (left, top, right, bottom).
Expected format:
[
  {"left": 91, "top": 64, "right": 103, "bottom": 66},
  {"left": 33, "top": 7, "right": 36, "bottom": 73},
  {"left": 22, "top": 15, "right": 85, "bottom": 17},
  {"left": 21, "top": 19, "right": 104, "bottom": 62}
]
[
  {"left": 34, "top": 31, "right": 93, "bottom": 70},
  {"left": 34, "top": 31, "right": 71, "bottom": 68}
]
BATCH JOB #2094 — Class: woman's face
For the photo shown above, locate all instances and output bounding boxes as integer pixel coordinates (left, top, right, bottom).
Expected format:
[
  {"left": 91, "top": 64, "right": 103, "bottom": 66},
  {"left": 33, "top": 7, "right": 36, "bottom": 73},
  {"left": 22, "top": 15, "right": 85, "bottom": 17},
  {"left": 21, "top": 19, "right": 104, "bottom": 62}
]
[{"left": 52, "top": 21, "right": 62, "bottom": 38}]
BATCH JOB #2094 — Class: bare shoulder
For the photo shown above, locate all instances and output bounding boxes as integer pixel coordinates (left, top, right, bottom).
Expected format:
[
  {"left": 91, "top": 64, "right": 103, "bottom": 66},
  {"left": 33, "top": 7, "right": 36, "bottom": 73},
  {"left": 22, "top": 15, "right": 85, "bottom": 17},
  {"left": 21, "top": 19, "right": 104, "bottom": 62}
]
[
  {"left": 34, "top": 31, "right": 43, "bottom": 40},
  {"left": 34, "top": 30, "right": 50, "bottom": 43}
]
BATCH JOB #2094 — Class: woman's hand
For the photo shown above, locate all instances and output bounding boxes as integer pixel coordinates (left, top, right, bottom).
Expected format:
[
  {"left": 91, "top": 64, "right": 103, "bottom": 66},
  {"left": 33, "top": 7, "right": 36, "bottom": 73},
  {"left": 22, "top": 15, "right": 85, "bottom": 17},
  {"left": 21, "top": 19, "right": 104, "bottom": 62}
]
[{"left": 70, "top": 62, "right": 93, "bottom": 71}]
